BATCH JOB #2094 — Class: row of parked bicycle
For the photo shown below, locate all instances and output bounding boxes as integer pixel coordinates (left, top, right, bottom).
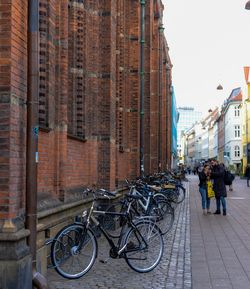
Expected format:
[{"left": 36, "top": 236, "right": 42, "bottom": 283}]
[{"left": 47, "top": 170, "right": 186, "bottom": 279}]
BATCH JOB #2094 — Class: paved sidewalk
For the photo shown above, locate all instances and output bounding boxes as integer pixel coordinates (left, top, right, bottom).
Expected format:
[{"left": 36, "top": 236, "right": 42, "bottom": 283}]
[
  {"left": 190, "top": 175, "right": 250, "bottom": 289},
  {"left": 47, "top": 182, "right": 191, "bottom": 289}
]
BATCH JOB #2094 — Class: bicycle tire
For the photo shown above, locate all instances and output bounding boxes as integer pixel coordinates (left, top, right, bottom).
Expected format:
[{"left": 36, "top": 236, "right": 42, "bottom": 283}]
[
  {"left": 151, "top": 197, "right": 174, "bottom": 235},
  {"left": 175, "top": 185, "right": 185, "bottom": 204},
  {"left": 160, "top": 189, "right": 179, "bottom": 207},
  {"left": 123, "top": 220, "right": 163, "bottom": 273},
  {"left": 51, "top": 223, "right": 97, "bottom": 279}
]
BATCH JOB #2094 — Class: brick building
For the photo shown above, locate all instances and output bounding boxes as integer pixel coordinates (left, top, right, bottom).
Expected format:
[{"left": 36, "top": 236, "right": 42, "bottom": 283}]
[{"left": 0, "top": 1, "right": 172, "bottom": 288}]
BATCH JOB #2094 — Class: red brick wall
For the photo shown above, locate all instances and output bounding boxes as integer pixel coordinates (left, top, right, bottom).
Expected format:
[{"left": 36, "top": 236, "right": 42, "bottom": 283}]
[
  {"left": 0, "top": 0, "right": 172, "bottom": 218},
  {"left": 0, "top": 0, "right": 27, "bottom": 222},
  {"left": 38, "top": 131, "right": 56, "bottom": 195}
]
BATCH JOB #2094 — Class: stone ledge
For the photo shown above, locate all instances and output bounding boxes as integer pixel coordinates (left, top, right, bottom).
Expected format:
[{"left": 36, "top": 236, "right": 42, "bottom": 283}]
[{"left": 0, "top": 229, "right": 30, "bottom": 241}]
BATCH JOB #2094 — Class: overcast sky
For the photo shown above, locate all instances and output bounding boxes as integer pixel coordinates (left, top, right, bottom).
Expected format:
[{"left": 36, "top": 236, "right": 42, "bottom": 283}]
[{"left": 162, "top": 0, "right": 250, "bottom": 116}]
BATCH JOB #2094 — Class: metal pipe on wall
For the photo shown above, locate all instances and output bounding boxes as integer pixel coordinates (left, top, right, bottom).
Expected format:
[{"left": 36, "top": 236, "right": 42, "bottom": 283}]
[
  {"left": 158, "top": 23, "right": 164, "bottom": 172},
  {"left": 27, "top": 0, "right": 49, "bottom": 288},
  {"left": 140, "top": 0, "right": 145, "bottom": 176}
]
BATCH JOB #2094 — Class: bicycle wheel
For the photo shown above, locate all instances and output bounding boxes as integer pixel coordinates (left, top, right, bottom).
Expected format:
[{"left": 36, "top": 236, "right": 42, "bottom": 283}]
[
  {"left": 151, "top": 198, "right": 174, "bottom": 235},
  {"left": 175, "top": 185, "right": 185, "bottom": 204},
  {"left": 51, "top": 223, "right": 97, "bottom": 279},
  {"left": 161, "top": 189, "right": 178, "bottom": 208},
  {"left": 123, "top": 220, "right": 163, "bottom": 273}
]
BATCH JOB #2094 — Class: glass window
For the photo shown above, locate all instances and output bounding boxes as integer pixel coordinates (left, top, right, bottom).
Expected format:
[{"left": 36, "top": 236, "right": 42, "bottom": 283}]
[
  {"left": 234, "top": 105, "right": 240, "bottom": 117},
  {"left": 234, "top": 125, "right": 240, "bottom": 138},
  {"left": 234, "top": 145, "right": 240, "bottom": 157}
]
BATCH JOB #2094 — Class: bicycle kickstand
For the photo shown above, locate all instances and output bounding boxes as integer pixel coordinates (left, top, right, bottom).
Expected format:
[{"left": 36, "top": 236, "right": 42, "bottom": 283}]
[{"left": 99, "top": 257, "right": 110, "bottom": 264}]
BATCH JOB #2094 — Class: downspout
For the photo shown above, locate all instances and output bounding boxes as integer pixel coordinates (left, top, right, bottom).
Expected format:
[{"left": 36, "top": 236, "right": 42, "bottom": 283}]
[
  {"left": 27, "top": 1, "right": 49, "bottom": 288},
  {"left": 158, "top": 23, "right": 164, "bottom": 172},
  {"left": 140, "top": 0, "right": 145, "bottom": 176},
  {"left": 165, "top": 62, "right": 172, "bottom": 169}
]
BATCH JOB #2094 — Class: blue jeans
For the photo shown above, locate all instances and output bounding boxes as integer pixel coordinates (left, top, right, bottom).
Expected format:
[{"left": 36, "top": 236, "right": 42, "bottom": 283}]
[
  {"left": 199, "top": 187, "right": 210, "bottom": 210},
  {"left": 216, "top": 196, "right": 226, "bottom": 211}
]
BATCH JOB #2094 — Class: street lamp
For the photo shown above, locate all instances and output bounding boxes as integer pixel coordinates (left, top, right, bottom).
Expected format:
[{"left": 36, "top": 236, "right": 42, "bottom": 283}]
[
  {"left": 245, "top": 1, "right": 250, "bottom": 10},
  {"left": 217, "top": 84, "right": 223, "bottom": 90}
]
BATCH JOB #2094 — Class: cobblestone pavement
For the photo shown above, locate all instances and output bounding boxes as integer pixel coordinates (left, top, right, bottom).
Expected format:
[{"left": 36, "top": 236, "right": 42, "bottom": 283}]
[
  {"left": 47, "top": 182, "right": 191, "bottom": 289},
  {"left": 190, "top": 175, "right": 250, "bottom": 289}
]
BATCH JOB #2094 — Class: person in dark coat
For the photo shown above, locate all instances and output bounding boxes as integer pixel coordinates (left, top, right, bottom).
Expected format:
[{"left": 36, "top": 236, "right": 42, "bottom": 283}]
[
  {"left": 245, "top": 165, "right": 250, "bottom": 187},
  {"left": 210, "top": 159, "right": 227, "bottom": 215}
]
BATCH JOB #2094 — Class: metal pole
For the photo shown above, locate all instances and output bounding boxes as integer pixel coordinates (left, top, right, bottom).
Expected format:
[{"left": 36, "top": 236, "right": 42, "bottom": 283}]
[
  {"left": 27, "top": 1, "right": 49, "bottom": 288},
  {"left": 27, "top": 0, "right": 39, "bottom": 265},
  {"left": 140, "top": 0, "right": 145, "bottom": 176},
  {"left": 158, "top": 24, "right": 164, "bottom": 172}
]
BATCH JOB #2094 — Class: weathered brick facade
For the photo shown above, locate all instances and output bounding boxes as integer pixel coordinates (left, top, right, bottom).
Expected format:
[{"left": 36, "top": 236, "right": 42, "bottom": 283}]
[
  {"left": 0, "top": 0, "right": 172, "bottom": 286},
  {"left": 35, "top": 0, "right": 172, "bottom": 199}
]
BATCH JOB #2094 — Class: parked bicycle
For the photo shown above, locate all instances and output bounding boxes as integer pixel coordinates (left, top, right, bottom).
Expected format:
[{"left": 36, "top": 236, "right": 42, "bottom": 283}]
[{"left": 50, "top": 188, "right": 164, "bottom": 279}]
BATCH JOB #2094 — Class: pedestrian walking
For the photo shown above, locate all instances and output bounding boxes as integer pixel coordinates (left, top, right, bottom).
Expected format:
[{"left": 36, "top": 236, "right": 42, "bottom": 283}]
[
  {"left": 198, "top": 164, "right": 211, "bottom": 215},
  {"left": 245, "top": 164, "right": 250, "bottom": 187},
  {"left": 210, "top": 159, "right": 227, "bottom": 216}
]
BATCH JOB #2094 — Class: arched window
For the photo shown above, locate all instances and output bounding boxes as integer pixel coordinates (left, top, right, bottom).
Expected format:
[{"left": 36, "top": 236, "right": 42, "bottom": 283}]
[{"left": 235, "top": 145, "right": 240, "bottom": 157}]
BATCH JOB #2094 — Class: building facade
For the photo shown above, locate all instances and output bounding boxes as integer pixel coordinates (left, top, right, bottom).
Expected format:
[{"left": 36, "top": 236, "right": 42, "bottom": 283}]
[
  {"left": 242, "top": 67, "right": 250, "bottom": 172},
  {"left": 184, "top": 127, "right": 195, "bottom": 169},
  {"left": 223, "top": 88, "right": 242, "bottom": 172},
  {"left": 0, "top": 1, "right": 172, "bottom": 288},
  {"left": 183, "top": 108, "right": 219, "bottom": 167},
  {"left": 177, "top": 107, "right": 202, "bottom": 163}
]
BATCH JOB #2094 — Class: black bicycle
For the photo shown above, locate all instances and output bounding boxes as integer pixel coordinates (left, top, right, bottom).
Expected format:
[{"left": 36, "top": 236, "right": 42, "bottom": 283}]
[{"left": 50, "top": 188, "right": 164, "bottom": 279}]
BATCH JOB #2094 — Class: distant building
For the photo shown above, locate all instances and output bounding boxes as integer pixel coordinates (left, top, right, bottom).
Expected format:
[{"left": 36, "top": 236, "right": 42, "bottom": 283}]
[
  {"left": 200, "top": 108, "right": 219, "bottom": 161},
  {"left": 208, "top": 108, "right": 219, "bottom": 159},
  {"left": 223, "top": 88, "right": 242, "bottom": 172},
  {"left": 184, "top": 108, "right": 218, "bottom": 167},
  {"left": 177, "top": 107, "right": 202, "bottom": 163}
]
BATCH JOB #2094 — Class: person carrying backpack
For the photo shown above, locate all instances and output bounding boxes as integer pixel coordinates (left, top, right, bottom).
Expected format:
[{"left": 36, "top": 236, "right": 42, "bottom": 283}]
[{"left": 224, "top": 167, "right": 235, "bottom": 191}]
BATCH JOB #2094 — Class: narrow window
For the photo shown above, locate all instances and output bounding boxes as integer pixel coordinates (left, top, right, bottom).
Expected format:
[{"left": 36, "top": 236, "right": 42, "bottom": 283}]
[{"left": 234, "top": 145, "right": 240, "bottom": 157}]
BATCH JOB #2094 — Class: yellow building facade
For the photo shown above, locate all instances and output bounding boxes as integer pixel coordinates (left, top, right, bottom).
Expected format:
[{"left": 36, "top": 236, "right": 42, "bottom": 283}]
[{"left": 241, "top": 67, "right": 250, "bottom": 172}]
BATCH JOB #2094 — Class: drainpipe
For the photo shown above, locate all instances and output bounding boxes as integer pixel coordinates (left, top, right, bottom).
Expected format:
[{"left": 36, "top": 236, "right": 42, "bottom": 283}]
[
  {"left": 158, "top": 23, "right": 164, "bottom": 172},
  {"left": 27, "top": 1, "right": 49, "bottom": 288},
  {"left": 140, "top": 0, "right": 145, "bottom": 176}
]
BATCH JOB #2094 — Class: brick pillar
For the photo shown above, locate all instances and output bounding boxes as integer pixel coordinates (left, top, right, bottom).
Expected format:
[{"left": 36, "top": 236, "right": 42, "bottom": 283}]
[
  {"left": 123, "top": 0, "right": 140, "bottom": 180},
  {"left": 55, "top": 0, "right": 68, "bottom": 201},
  {"left": 97, "top": 0, "right": 117, "bottom": 189},
  {"left": 0, "top": 1, "right": 32, "bottom": 288},
  {"left": 115, "top": 0, "right": 140, "bottom": 183}
]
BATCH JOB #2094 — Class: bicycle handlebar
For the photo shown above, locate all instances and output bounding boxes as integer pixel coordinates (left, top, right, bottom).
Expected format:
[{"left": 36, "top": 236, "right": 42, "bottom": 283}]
[{"left": 83, "top": 188, "right": 116, "bottom": 198}]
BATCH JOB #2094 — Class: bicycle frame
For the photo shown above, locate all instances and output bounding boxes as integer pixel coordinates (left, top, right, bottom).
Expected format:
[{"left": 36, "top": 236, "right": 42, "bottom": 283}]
[
  {"left": 129, "top": 186, "right": 153, "bottom": 213},
  {"left": 82, "top": 197, "right": 149, "bottom": 258}
]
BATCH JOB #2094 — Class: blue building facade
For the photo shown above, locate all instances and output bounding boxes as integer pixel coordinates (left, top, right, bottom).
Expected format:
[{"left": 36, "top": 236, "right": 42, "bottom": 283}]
[{"left": 171, "top": 86, "right": 179, "bottom": 168}]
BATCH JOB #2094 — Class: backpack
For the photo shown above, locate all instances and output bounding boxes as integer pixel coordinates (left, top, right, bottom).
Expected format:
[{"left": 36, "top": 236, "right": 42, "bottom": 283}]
[{"left": 224, "top": 170, "right": 235, "bottom": 185}]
